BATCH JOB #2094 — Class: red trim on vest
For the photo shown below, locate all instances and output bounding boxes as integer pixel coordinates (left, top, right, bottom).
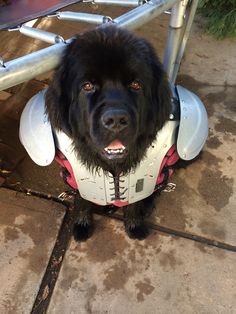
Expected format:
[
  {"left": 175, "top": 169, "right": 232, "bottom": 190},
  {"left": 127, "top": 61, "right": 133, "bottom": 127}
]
[
  {"left": 55, "top": 150, "right": 78, "bottom": 189},
  {"left": 156, "top": 144, "right": 179, "bottom": 185}
]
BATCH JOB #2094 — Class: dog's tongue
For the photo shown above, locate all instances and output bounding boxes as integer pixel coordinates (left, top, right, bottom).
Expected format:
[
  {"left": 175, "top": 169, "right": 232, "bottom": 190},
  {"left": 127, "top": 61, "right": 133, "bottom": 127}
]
[{"left": 106, "top": 140, "right": 125, "bottom": 149}]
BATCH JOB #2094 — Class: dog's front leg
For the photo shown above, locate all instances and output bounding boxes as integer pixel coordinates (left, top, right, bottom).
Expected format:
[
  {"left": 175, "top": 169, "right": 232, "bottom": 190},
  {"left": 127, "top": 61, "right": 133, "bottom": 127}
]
[
  {"left": 73, "top": 193, "right": 95, "bottom": 241},
  {"left": 123, "top": 195, "right": 155, "bottom": 240}
]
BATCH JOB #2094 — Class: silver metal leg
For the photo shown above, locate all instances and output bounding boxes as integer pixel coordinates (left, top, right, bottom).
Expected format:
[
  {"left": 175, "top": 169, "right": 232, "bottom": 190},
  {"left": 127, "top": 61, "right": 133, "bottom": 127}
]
[
  {"left": 163, "top": 0, "right": 188, "bottom": 82},
  {"left": 171, "top": 0, "right": 199, "bottom": 83}
]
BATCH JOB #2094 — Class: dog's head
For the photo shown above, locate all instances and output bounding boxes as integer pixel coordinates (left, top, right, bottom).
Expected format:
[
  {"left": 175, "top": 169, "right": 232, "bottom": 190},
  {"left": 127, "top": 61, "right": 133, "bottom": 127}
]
[{"left": 46, "top": 26, "right": 171, "bottom": 173}]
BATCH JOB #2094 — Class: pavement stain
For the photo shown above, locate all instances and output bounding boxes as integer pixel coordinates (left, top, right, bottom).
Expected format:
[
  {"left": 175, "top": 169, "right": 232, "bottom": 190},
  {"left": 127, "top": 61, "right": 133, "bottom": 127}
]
[
  {"left": 135, "top": 278, "right": 155, "bottom": 302},
  {"left": 176, "top": 77, "right": 236, "bottom": 119},
  {"left": 194, "top": 242, "right": 227, "bottom": 259},
  {"left": 198, "top": 220, "right": 226, "bottom": 241},
  {"left": 211, "top": 85, "right": 236, "bottom": 114},
  {"left": 3, "top": 226, "right": 20, "bottom": 242},
  {"left": 203, "top": 91, "right": 224, "bottom": 117},
  {"left": 223, "top": 134, "right": 236, "bottom": 143},
  {"left": 213, "top": 248, "right": 227, "bottom": 260},
  {"left": 0, "top": 205, "right": 22, "bottom": 226},
  {"left": 201, "top": 150, "right": 223, "bottom": 167},
  {"left": 215, "top": 116, "right": 236, "bottom": 135},
  {"left": 1, "top": 206, "right": 59, "bottom": 276},
  {"left": 60, "top": 265, "right": 80, "bottom": 291},
  {"left": 159, "top": 249, "right": 182, "bottom": 270},
  {"left": 16, "top": 214, "right": 58, "bottom": 246},
  {"left": 82, "top": 219, "right": 129, "bottom": 264},
  {"left": 164, "top": 291, "right": 171, "bottom": 300},
  {"left": 177, "top": 74, "right": 207, "bottom": 91},
  {"left": 198, "top": 168, "right": 233, "bottom": 212},
  {"left": 1, "top": 207, "right": 63, "bottom": 274},
  {"left": 206, "top": 135, "right": 223, "bottom": 149},
  {"left": 194, "top": 242, "right": 208, "bottom": 254},
  {"left": 2, "top": 271, "right": 32, "bottom": 314},
  {"left": 103, "top": 260, "right": 133, "bottom": 290},
  {"left": 155, "top": 175, "right": 194, "bottom": 231},
  {"left": 127, "top": 248, "right": 136, "bottom": 263},
  {"left": 225, "top": 98, "right": 236, "bottom": 113},
  {"left": 18, "top": 248, "right": 48, "bottom": 275},
  {"left": 131, "top": 232, "right": 163, "bottom": 259},
  {"left": 85, "top": 284, "right": 97, "bottom": 314}
]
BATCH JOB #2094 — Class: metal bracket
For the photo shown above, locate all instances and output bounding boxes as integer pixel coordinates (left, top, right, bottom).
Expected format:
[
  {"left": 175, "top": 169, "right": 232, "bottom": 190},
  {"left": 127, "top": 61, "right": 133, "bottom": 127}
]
[
  {"left": 0, "top": 58, "right": 5, "bottom": 68},
  {"left": 163, "top": 182, "right": 176, "bottom": 192}
]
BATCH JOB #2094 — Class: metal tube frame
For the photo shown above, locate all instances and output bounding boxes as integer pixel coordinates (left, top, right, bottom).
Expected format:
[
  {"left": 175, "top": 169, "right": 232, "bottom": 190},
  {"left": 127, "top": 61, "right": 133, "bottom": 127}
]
[
  {"left": 54, "top": 11, "right": 113, "bottom": 24},
  {"left": 19, "top": 25, "right": 65, "bottom": 44},
  {"left": 83, "top": 0, "right": 141, "bottom": 7},
  {"left": 0, "top": 0, "right": 198, "bottom": 91}
]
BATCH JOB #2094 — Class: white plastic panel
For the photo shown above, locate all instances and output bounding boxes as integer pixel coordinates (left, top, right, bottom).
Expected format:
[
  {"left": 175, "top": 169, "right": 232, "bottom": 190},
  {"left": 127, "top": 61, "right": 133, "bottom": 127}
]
[
  {"left": 19, "top": 90, "right": 55, "bottom": 166},
  {"left": 176, "top": 85, "right": 208, "bottom": 160}
]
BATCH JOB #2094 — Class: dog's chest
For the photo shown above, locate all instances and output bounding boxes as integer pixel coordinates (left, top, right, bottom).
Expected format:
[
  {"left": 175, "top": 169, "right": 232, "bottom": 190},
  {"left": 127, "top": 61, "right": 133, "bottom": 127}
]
[{"left": 54, "top": 121, "right": 178, "bottom": 207}]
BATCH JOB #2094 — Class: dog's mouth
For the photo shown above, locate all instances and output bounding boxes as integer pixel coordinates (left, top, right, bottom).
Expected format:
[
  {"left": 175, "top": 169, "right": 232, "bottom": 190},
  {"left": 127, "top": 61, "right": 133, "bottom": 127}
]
[{"left": 101, "top": 140, "right": 127, "bottom": 160}]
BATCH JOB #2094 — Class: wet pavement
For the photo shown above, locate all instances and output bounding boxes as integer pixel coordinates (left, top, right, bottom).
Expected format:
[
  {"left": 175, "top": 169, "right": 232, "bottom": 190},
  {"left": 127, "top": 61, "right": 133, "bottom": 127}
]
[
  {"left": 0, "top": 188, "right": 65, "bottom": 313},
  {"left": 0, "top": 2, "right": 236, "bottom": 314}
]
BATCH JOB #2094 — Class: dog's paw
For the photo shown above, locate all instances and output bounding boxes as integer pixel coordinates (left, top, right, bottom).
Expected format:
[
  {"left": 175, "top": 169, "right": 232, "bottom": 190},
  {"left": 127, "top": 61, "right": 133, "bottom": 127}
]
[
  {"left": 125, "top": 222, "right": 150, "bottom": 240},
  {"left": 73, "top": 222, "right": 94, "bottom": 241}
]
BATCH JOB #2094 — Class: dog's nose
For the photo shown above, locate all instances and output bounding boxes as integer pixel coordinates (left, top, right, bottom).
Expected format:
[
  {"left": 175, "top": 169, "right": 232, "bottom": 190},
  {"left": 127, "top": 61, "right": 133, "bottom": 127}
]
[{"left": 101, "top": 109, "right": 129, "bottom": 132}]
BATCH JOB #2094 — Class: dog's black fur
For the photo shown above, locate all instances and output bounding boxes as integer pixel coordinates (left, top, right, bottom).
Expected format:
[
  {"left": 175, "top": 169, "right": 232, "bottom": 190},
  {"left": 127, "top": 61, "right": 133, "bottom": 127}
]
[{"left": 46, "top": 26, "right": 172, "bottom": 240}]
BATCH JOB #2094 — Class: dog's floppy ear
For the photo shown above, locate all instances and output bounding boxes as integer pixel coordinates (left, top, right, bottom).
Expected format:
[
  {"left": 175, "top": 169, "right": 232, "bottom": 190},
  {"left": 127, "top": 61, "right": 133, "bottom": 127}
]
[{"left": 45, "top": 40, "right": 78, "bottom": 134}]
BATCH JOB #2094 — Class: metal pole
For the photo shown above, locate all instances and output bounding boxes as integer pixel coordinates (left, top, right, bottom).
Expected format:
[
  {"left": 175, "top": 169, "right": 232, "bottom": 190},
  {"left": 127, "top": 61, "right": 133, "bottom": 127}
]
[
  {"left": 163, "top": 0, "right": 188, "bottom": 82},
  {"left": 163, "top": 28, "right": 183, "bottom": 81},
  {"left": 171, "top": 0, "right": 199, "bottom": 83},
  {"left": 0, "top": 42, "right": 67, "bottom": 91},
  {"left": 0, "top": 0, "right": 179, "bottom": 91}
]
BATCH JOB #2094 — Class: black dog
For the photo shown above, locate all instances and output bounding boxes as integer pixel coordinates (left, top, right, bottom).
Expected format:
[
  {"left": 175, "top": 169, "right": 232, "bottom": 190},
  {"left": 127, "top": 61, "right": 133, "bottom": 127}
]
[{"left": 45, "top": 25, "right": 172, "bottom": 241}]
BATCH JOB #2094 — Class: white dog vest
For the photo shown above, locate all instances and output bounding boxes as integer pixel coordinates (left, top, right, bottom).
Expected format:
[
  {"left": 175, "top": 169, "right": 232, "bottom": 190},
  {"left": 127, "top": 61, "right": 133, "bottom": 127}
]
[{"left": 19, "top": 86, "right": 208, "bottom": 206}]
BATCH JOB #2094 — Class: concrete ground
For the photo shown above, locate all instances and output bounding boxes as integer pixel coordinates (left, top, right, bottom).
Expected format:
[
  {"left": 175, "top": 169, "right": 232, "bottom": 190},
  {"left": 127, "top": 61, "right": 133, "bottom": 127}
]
[{"left": 0, "top": 2, "right": 236, "bottom": 314}]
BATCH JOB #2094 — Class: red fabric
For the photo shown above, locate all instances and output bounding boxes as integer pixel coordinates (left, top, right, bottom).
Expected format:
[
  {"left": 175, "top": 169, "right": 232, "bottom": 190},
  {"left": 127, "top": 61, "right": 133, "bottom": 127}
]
[
  {"left": 55, "top": 150, "right": 78, "bottom": 189},
  {"left": 156, "top": 144, "right": 179, "bottom": 185}
]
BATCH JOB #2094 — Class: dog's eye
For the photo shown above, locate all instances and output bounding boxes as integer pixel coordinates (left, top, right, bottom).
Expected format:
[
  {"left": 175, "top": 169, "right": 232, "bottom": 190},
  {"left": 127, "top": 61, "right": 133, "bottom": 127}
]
[
  {"left": 82, "top": 82, "right": 95, "bottom": 92},
  {"left": 129, "top": 81, "right": 142, "bottom": 91}
]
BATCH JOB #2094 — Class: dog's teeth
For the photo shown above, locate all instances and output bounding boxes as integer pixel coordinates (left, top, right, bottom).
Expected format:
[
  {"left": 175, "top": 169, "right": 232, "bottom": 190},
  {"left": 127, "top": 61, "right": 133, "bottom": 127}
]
[
  {"left": 104, "top": 147, "right": 125, "bottom": 155},
  {"left": 104, "top": 147, "right": 124, "bottom": 154}
]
